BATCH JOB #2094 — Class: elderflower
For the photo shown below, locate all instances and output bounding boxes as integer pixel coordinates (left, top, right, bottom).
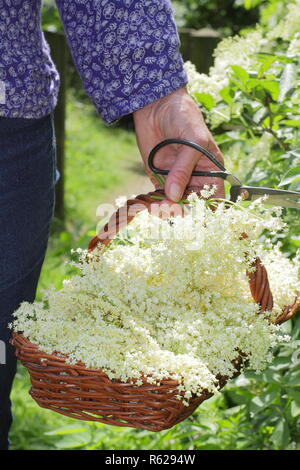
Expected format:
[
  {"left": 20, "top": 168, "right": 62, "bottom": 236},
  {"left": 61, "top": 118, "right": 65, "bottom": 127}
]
[
  {"left": 11, "top": 195, "right": 299, "bottom": 405},
  {"left": 184, "top": 30, "right": 264, "bottom": 105},
  {"left": 268, "top": 0, "right": 300, "bottom": 41}
]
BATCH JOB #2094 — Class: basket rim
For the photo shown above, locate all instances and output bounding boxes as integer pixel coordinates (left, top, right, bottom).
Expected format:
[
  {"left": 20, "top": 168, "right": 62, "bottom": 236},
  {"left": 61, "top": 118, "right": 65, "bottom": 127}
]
[{"left": 11, "top": 332, "right": 208, "bottom": 388}]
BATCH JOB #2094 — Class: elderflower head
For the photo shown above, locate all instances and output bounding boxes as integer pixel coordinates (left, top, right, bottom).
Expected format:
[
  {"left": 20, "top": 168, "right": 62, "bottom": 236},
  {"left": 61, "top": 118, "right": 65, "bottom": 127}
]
[
  {"left": 184, "top": 30, "right": 264, "bottom": 106},
  {"left": 184, "top": 61, "right": 225, "bottom": 102},
  {"left": 212, "top": 30, "right": 264, "bottom": 77},
  {"left": 11, "top": 195, "right": 299, "bottom": 404}
]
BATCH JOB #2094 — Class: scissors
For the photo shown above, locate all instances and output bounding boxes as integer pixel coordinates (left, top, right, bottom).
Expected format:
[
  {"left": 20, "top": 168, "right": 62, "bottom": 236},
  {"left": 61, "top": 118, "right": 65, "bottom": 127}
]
[{"left": 148, "top": 138, "right": 300, "bottom": 209}]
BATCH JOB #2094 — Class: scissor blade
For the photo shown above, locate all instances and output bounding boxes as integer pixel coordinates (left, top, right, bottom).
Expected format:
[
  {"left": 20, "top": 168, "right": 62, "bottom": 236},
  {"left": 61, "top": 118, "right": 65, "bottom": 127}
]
[{"left": 234, "top": 186, "right": 300, "bottom": 209}]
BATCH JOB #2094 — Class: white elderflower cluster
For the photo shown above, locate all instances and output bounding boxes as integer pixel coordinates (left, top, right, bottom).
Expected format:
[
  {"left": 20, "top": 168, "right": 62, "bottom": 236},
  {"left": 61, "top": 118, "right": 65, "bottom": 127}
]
[
  {"left": 268, "top": 0, "right": 300, "bottom": 41},
  {"left": 184, "top": 61, "right": 225, "bottom": 102},
  {"left": 11, "top": 195, "right": 299, "bottom": 404},
  {"left": 185, "top": 0, "right": 300, "bottom": 116},
  {"left": 184, "top": 30, "right": 264, "bottom": 104},
  {"left": 211, "top": 30, "right": 264, "bottom": 77}
]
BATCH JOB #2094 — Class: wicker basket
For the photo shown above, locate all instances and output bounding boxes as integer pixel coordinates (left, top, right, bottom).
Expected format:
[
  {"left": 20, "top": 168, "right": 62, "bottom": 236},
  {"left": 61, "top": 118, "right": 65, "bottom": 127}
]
[{"left": 11, "top": 190, "right": 300, "bottom": 432}]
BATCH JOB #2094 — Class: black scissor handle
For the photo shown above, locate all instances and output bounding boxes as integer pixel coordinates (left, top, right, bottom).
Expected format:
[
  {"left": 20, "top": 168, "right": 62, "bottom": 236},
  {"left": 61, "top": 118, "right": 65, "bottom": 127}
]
[{"left": 148, "top": 138, "right": 227, "bottom": 177}]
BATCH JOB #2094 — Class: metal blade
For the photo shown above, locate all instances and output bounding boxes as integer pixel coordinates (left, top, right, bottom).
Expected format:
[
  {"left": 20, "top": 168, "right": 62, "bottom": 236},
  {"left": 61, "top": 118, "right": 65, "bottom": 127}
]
[{"left": 234, "top": 186, "right": 300, "bottom": 209}]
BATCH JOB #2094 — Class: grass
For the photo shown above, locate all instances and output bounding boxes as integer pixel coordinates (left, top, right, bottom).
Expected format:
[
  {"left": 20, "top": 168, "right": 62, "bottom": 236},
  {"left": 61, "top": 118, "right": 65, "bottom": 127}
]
[{"left": 64, "top": 93, "right": 146, "bottom": 225}]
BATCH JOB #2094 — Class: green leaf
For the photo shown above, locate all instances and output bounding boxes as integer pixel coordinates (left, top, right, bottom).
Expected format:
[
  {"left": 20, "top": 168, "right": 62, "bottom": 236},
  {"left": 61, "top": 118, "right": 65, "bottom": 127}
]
[
  {"left": 243, "top": 0, "right": 261, "bottom": 10},
  {"left": 287, "top": 180, "right": 300, "bottom": 192},
  {"left": 220, "top": 86, "right": 234, "bottom": 104},
  {"left": 279, "top": 166, "right": 300, "bottom": 186},
  {"left": 195, "top": 92, "right": 215, "bottom": 110},
  {"left": 291, "top": 401, "right": 300, "bottom": 418},
  {"left": 54, "top": 433, "right": 91, "bottom": 449},
  {"left": 262, "top": 369, "right": 282, "bottom": 385},
  {"left": 284, "top": 369, "right": 300, "bottom": 386},
  {"left": 246, "top": 78, "right": 280, "bottom": 101},
  {"left": 45, "top": 424, "right": 88, "bottom": 436},
  {"left": 253, "top": 107, "right": 268, "bottom": 124},
  {"left": 250, "top": 389, "right": 278, "bottom": 416},
  {"left": 290, "top": 391, "right": 300, "bottom": 418},
  {"left": 231, "top": 65, "right": 249, "bottom": 84},
  {"left": 269, "top": 356, "right": 291, "bottom": 372},
  {"left": 196, "top": 443, "right": 223, "bottom": 450},
  {"left": 260, "top": 80, "right": 280, "bottom": 101},
  {"left": 288, "top": 150, "right": 300, "bottom": 160},
  {"left": 280, "top": 120, "right": 300, "bottom": 127},
  {"left": 225, "top": 389, "right": 253, "bottom": 406},
  {"left": 255, "top": 53, "right": 294, "bottom": 65},
  {"left": 258, "top": 56, "right": 278, "bottom": 77},
  {"left": 271, "top": 419, "right": 290, "bottom": 449},
  {"left": 210, "top": 104, "right": 231, "bottom": 128},
  {"left": 59, "top": 231, "right": 72, "bottom": 243},
  {"left": 247, "top": 168, "right": 268, "bottom": 184}
]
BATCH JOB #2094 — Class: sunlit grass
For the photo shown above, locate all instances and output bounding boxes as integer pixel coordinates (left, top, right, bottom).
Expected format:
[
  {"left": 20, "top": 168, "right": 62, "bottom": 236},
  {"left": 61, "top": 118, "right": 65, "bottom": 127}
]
[{"left": 64, "top": 93, "right": 144, "bottom": 225}]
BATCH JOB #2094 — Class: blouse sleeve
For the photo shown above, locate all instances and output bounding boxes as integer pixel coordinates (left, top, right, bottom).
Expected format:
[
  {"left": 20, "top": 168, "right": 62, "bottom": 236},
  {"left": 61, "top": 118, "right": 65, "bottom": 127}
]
[{"left": 55, "top": 0, "right": 188, "bottom": 125}]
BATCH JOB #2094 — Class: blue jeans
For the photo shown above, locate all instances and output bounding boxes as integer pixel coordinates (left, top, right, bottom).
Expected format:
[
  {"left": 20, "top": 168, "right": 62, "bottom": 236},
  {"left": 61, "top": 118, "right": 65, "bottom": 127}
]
[{"left": 0, "top": 114, "right": 56, "bottom": 450}]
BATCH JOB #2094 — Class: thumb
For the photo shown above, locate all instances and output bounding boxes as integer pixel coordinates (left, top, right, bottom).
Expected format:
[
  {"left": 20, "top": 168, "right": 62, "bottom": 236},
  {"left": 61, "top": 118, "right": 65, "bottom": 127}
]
[{"left": 164, "top": 148, "right": 199, "bottom": 202}]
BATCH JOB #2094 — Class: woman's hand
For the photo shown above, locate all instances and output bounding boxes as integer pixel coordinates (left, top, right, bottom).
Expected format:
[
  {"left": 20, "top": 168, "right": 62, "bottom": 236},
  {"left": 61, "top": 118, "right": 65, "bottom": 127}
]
[{"left": 133, "top": 86, "right": 225, "bottom": 202}]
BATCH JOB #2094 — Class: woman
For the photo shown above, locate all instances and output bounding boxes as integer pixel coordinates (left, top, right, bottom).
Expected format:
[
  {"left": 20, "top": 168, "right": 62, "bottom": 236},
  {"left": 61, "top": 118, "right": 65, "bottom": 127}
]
[{"left": 0, "top": 0, "right": 224, "bottom": 449}]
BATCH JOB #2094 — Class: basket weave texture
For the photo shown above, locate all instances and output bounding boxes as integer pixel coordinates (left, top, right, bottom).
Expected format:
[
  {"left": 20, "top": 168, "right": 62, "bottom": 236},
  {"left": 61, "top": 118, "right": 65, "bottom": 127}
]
[{"left": 11, "top": 190, "right": 300, "bottom": 432}]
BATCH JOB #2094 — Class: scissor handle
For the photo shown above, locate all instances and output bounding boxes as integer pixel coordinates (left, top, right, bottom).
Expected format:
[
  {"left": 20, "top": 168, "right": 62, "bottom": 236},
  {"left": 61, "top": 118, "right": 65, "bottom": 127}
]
[{"left": 148, "top": 138, "right": 227, "bottom": 177}]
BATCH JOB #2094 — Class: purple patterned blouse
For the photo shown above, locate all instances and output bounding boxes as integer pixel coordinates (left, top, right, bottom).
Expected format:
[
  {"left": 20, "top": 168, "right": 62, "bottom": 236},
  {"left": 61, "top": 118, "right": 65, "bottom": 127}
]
[{"left": 0, "top": 0, "right": 188, "bottom": 124}]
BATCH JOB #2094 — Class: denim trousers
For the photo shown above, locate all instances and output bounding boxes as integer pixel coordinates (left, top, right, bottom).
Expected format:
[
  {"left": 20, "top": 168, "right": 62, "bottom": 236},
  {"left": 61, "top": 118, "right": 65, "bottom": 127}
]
[{"left": 0, "top": 114, "right": 56, "bottom": 450}]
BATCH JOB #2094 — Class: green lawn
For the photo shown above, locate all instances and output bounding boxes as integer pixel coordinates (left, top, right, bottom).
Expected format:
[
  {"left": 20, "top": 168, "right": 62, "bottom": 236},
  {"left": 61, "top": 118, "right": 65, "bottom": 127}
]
[{"left": 64, "top": 94, "right": 146, "bottom": 225}]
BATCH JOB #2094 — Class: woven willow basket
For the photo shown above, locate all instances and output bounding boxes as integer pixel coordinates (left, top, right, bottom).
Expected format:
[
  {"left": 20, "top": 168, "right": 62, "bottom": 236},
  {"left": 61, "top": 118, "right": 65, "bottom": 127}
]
[{"left": 12, "top": 190, "right": 300, "bottom": 432}]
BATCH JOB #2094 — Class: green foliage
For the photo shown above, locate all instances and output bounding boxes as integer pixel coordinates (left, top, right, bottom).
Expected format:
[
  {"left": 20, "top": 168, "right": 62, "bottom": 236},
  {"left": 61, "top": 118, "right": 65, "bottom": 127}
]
[
  {"left": 42, "top": 0, "right": 63, "bottom": 33},
  {"left": 241, "top": 0, "right": 263, "bottom": 9},
  {"left": 222, "top": 318, "right": 300, "bottom": 449},
  {"left": 173, "top": 0, "right": 260, "bottom": 34},
  {"left": 216, "top": 53, "right": 300, "bottom": 252},
  {"left": 188, "top": 2, "right": 300, "bottom": 254},
  {"left": 279, "top": 167, "right": 300, "bottom": 191}
]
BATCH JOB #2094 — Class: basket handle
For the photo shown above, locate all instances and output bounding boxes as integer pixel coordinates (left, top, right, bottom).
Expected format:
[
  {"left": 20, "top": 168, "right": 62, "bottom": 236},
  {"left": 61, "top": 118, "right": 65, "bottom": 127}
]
[
  {"left": 88, "top": 189, "right": 167, "bottom": 250},
  {"left": 88, "top": 190, "right": 299, "bottom": 323}
]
